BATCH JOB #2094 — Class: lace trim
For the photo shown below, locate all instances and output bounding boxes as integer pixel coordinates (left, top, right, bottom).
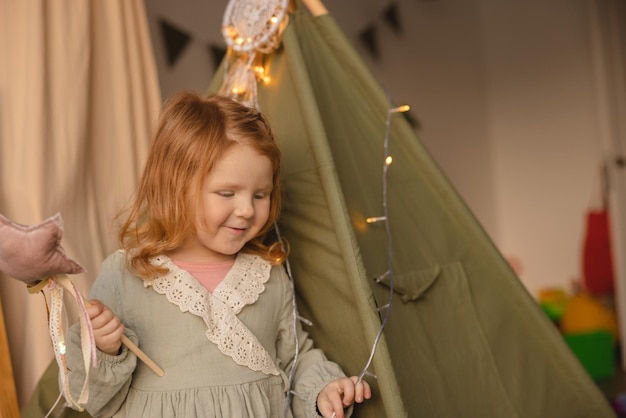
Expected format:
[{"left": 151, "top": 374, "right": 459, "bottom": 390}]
[
  {"left": 145, "top": 253, "right": 279, "bottom": 375},
  {"left": 213, "top": 253, "right": 270, "bottom": 314}
]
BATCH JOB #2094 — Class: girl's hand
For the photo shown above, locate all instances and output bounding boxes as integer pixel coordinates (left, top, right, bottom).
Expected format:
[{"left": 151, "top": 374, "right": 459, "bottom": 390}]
[
  {"left": 316, "top": 376, "right": 371, "bottom": 418},
  {"left": 87, "top": 299, "right": 124, "bottom": 356}
]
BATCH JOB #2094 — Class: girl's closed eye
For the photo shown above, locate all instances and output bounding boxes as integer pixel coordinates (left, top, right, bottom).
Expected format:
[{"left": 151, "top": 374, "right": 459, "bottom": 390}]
[{"left": 217, "top": 191, "right": 235, "bottom": 198}]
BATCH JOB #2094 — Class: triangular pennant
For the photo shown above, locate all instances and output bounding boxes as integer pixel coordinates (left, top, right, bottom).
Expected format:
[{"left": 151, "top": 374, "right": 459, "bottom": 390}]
[
  {"left": 358, "top": 24, "right": 379, "bottom": 59},
  {"left": 208, "top": 44, "right": 227, "bottom": 71},
  {"left": 158, "top": 19, "right": 191, "bottom": 67},
  {"left": 382, "top": 2, "right": 402, "bottom": 34}
]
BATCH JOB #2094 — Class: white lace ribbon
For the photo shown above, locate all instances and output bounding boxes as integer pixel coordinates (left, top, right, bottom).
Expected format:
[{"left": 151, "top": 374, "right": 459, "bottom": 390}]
[{"left": 48, "top": 274, "right": 96, "bottom": 410}]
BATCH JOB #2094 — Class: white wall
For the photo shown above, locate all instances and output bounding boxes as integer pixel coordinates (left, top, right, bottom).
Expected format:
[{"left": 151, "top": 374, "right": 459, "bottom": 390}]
[
  {"left": 477, "top": 0, "right": 604, "bottom": 294},
  {"left": 144, "top": 0, "right": 608, "bottom": 296}
]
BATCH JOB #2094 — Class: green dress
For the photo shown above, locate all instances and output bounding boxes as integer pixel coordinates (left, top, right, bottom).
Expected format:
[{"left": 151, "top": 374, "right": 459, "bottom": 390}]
[{"left": 65, "top": 251, "right": 347, "bottom": 418}]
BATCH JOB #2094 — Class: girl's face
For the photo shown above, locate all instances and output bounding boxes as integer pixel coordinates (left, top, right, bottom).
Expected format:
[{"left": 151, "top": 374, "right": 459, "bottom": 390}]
[{"left": 173, "top": 143, "right": 273, "bottom": 263}]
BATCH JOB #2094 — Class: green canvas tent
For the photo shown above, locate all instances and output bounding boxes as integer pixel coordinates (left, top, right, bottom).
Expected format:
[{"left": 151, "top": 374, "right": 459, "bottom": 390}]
[{"left": 211, "top": 5, "right": 616, "bottom": 418}]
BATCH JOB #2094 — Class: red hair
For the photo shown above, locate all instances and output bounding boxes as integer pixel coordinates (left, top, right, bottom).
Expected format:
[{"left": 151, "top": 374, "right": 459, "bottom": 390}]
[{"left": 117, "top": 91, "right": 285, "bottom": 278}]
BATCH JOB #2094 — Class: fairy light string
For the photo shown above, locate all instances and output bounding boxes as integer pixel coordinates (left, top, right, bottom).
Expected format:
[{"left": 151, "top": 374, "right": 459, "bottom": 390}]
[
  {"left": 274, "top": 97, "right": 410, "bottom": 410},
  {"left": 272, "top": 222, "right": 312, "bottom": 417},
  {"left": 357, "top": 97, "right": 410, "bottom": 384}
]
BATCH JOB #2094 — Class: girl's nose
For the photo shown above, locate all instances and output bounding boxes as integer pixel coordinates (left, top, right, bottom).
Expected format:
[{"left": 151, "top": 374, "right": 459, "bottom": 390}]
[{"left": 234, "top": 198, "right": 254, "bottom": 218}]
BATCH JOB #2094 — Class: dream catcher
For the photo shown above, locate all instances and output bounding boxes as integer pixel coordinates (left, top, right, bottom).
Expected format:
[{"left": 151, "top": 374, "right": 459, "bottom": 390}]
[
  {"left": 0, "top": 213, "right": 163, "bottom": 413},
  {"left": 219, "top": 0, "right": 291, "bottom": 108}
]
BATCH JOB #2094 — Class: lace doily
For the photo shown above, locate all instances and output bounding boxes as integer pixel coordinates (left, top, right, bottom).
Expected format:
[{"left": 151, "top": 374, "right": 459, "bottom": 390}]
[
  {"left": 145, "top": 253, "right": 279, "bottom": 376},
  {"left": 222, "top": 0, "right": 290, "bottom": 54}
]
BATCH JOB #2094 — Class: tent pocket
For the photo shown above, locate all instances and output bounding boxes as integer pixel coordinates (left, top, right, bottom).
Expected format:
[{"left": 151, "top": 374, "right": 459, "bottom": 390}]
[
  {"left": 374, "top": 264, "right": 440, "bottom": 303},
  {"left": 372, "top": 261, "right": 519, "bottom": 418}
]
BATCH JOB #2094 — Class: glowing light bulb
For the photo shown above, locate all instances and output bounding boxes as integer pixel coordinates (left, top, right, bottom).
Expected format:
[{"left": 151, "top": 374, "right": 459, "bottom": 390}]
[
  {"left": 385, "top": 156, "right": 393, "bottom": 165},
  {"left": 366, "top": 216, "right": 387, "bottom": 224},
  {"left": 253, "top": 66, "right": 271, "bottom": 84},
  {"left": 390, "top": 104, "right": 410, "bottom": 113}
]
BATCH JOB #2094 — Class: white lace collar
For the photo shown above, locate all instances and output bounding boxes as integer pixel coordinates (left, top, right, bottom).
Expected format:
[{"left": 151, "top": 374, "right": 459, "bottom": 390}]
[{"left": 144, "top": 253, "right": 279, "bottom": 375}]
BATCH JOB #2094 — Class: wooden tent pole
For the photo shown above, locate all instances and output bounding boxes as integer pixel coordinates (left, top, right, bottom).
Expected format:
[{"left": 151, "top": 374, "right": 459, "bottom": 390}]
[{"left": 301, "top": 0, "right": 328, "bottom": 16}]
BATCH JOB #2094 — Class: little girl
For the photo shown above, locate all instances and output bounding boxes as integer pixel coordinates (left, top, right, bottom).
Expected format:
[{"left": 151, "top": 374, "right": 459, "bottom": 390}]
[{"left": 65, "top": 91, "right": 370, "bottom": 418}]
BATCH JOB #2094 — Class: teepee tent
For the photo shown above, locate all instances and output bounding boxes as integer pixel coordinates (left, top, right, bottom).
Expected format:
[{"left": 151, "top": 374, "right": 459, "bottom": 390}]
[{"left": 212, "top": 2, "right": 615, "bottom": 417}]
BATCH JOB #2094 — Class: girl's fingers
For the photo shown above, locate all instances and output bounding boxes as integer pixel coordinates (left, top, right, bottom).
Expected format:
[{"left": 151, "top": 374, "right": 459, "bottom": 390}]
[
  {"left": 88, "top": 300, "right": 116, "bottom": 329},
  {"left": 349, "top": 376, "right": 372, "bottom": 403},
  {"left": 319, "top": 386, "right": 346, "bottom": 418},
  {"left": 320, "top": 376, "right": 372, "bottom": 417},
  {"left": 86, "top": 299, "right": 124, "bottom": 354},
  {"left": 363, "top": 381, "right": 372, "bottom": 399},
  {"left": 86, "top": 299, "right": 104, "bottom": 319},
  {"left": 330, "top": 380, "right": 350, "bottom": 407},
  {"left": 359, "top": 379, "right": 372, "bottom": 402},
  {"left": 318, "top": 399, "right": 338, "bottom": 418},
  {"left": 349, "top": 376, "right": 360, "bottom": 402},
  {"left": 94, "top": 315, "right": 123, "bottom": 338}
]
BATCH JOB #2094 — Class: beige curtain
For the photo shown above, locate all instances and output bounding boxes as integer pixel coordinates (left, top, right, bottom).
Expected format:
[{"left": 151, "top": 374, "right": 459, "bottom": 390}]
[{"left": 0, "top": 0, "right": 161, "bottom": 408}]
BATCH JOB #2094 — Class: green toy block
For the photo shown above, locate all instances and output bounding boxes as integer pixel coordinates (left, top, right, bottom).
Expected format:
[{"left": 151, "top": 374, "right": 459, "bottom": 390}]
[{"left": 563, "top": 331, "right": 615, "bottom": 380}]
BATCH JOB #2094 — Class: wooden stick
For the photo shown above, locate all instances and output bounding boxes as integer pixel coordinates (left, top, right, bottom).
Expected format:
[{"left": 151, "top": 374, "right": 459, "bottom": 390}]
[
  {"left": 301, "top": 0, "right": 328, "bottom": 16},
  {"left": 119, "top": 334, "right": 165, "bottom": 377}
]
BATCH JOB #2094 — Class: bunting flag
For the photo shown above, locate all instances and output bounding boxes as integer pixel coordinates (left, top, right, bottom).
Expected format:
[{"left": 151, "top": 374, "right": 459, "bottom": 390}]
[
  {"left": 382, "top": 2, "right": 402, "bottom": 34},
  {"left": 208, "top": 45, "right": 227, "bottom": 72},
  {"left": 159, "top": 18, "right": 191, "bottom": 67},
  {"left": 158, "top": 17, "right": 228, "bottom": 71},
  {"left": 358, "top": 1, "right": 405, "bottom": 60},
  {"left": 359, "top": 24, "right": 379, "bottom": 59}
]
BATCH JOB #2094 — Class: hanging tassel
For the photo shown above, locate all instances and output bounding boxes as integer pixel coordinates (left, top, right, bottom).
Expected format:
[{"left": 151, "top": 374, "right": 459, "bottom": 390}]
[{"left": 219, "top": 49, "right": 260, "bottom": 108}]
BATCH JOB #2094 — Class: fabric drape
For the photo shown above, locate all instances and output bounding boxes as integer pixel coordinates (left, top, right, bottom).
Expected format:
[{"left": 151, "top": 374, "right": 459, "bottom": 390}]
[
  {"left": 0, "top": 0, "right": 160, "bottom": 408},
  {"left": 213, "top": 7, "right": 615, "bottom": 417}
]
